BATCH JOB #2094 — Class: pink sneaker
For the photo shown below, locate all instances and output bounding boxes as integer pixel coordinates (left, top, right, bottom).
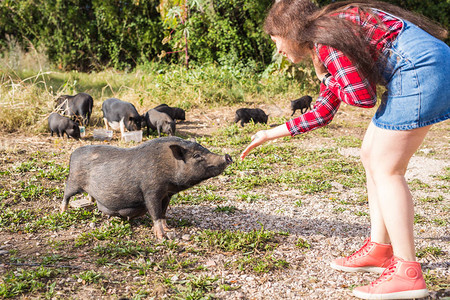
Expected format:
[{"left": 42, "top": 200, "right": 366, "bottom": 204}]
[
  {"left": 330, "top": 238, "right": 393, "bottom": 273},
  {"left": 353, "top": 256, "right": 429, "bottom": 299}
]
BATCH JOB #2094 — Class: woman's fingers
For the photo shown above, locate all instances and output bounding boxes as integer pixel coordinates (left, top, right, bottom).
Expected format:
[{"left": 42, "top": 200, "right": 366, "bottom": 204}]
[{"left": 240, "top": 131, "right": 267, "bottom": 160}]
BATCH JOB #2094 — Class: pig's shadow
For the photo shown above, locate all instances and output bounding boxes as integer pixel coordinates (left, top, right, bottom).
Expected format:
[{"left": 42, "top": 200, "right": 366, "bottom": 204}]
[
  {"left": 165, "top": 205, "right": 367, "bottom": 239},
  {"left": 164, "top": 205, "right": 450, "bottom": 244}
]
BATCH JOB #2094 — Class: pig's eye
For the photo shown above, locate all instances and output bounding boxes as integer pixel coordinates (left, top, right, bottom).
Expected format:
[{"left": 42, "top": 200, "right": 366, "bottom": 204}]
[{"left": 193, "top": 153, "right": 201, "bottom": 159}]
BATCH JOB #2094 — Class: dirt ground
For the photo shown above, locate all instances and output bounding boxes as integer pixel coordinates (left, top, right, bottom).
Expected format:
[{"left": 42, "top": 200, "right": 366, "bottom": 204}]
[{"left": 0, "top": 103, "right": 449, "bottom": 299}]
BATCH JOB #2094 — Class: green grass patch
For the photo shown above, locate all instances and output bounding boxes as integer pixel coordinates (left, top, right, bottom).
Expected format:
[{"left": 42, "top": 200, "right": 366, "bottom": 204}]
[
  {"left": 92, "top": 241, "right": 158, "bottom": 259},
  {"left": 230, "top": 254, "right": 289, "bottom": 273},
  {"left": 164, "top": 274, "right": 218, "bottom": 300},
  {"left": 333, "top": 135, "right": 362, "bottom": 148},
  {"left": 418, "top": 195, "right": 444, "bottom": 203},
  {"left": 416, "top": 246, "right": 443, "bottom": 258},
  {"left": 171, "top": 191, "right": 226, "bottom": 205},
  {"left": 73, "top": 270, "right": 104, "bottom": 284},
  {"left": 0, "top": 267, "right": 63, "bottom": 298},
  {"left": 76, "top": 219, "right": 133, "bottom": 246},
  {"left": 213, "top": 205, "right": 237, "bottom": 214},
  {"left": 193, "top": 225, "right": 277, "bottom": 253}
]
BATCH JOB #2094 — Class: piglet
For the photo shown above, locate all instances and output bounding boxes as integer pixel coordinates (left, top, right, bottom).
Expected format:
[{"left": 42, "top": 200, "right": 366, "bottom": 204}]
[
  {"left": 234, "top": 108, "right": 268, "bottom": 127},
  {"left": 48, "top": 113, "right": 81, "bottom": 139},
  {"left": 60, "top": 137, "right": 233, "bottom": 239},
  {"left": 102, "top": 98, "right": 142, "bottom": 139},
  {"left": 290, "top": 95, "right": 312, "bottom": 116},
  {"left": 143, "top": 109, "right": 176, "bottom": 137}
]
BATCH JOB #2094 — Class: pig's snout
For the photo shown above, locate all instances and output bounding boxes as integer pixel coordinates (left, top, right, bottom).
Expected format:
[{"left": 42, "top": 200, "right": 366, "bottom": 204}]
[{"left": 225, "top": 154, "right": 233, "bottom": 165}]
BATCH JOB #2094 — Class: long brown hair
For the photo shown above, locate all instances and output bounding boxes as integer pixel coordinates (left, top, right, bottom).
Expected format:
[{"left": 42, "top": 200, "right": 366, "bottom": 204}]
[{"left": 264, "top": 0, "right": 448, "bottom": 84}]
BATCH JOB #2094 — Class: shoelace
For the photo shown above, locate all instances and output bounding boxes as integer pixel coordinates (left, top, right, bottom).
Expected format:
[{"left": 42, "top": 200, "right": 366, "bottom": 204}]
[
  {"left": 371, "top": 259, "right": 398, "bottom": 286},
  {"left": 346, "top": 238, "right": 372, "bottom": 261}
]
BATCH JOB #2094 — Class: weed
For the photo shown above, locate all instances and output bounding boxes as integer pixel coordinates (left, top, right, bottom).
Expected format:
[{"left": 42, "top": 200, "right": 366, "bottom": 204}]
[
  {"left": 419, "top": 195, "right": 444, "bottom": 203},
  {"left": 213, "top": 205, "right": 237, "bottom": 214},
  {"left": 40, "top": 254, "right": 69, "bottom": 265},
  {"left": 333, "top": 135, "right": 362, "bottom": 148},
  {"left": 0, "top": 267, "right": 62, "bottom": 298},
  {"left": 295, "top": 238, "right": 311, "bottom": 249},
  {"left": 423, "top": 270, "right": 450, "bottom": 291},
  {"left": 76, "top": 220, "right": 133, "bottom": 245},
  {"left": 92, "top": 241, "right": 158, "bottom": 259},
  {"left": 170, "top": 275, "right": 218, "bottom": 300},
  {"left": 414, "top": 214, "right": 427, "bottom": 225},
  {"left": 354, "top": 211, "right": 368, "bottom": 216},
  {"left": 0, "top": 208, "right": 36, "bottom": 231},
  {"left": 233, "top": 254, "right": 289, "bottom": 273},
  {"left": 432, "top": 219, "right": 447, "bottom": 226},
  {"left": 416, "top": 246, "right": 443, "bottom": 258},
  {"left": 237, "top": 193, "right": 269, "bottom": 203},
  {"left": 74, "top": 270, "right": 104, "bottom": 284},
  {"left": 408, "top": 179, "right": 431, "bottom": 191},
  {"left": 171, "top": 191, "right": 225, "bottom": 205},
  {"left": 194, "top": 225, "right": 277, "bottom": 253}
]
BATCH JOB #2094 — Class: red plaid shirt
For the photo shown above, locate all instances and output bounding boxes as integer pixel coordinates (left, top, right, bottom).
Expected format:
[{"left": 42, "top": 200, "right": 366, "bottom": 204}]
[{"left": 286, "top": 7, "right": 403, "bottom": 136}]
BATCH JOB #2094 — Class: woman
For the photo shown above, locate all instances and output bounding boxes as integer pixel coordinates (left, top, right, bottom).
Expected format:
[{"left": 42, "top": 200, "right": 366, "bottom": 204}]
[{"left": 240, "top": 0, "right": 449, "bottom": 298}]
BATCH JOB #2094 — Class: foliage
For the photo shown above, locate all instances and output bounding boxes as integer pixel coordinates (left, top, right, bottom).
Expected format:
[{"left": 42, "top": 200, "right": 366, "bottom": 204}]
[
  {"left": 0, "top": 0, "right": 448, "bottom": 71},
  {"left": 0, "top": 0, "right": 165, "bottom": 71}
]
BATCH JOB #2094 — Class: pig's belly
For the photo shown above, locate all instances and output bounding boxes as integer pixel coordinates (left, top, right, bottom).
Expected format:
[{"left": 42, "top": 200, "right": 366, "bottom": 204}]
[{"left": 96, "top": 199, "right": 147, "bottom": 218}]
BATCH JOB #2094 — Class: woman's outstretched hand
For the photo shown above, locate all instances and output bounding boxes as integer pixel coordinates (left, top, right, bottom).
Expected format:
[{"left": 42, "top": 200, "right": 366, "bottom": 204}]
[{"left": 240, "top": 130, "right": 268, "bottom": 161}]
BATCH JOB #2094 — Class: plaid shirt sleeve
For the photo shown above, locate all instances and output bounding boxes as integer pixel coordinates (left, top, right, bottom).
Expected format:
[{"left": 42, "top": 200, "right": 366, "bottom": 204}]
[
  {"left": 286, "top": 45, "right": 377, "bottom": 136},
  {"left": 286, "top": 83, "right": 341, "bottom": 136},
  {"left": 317, "top": 44, "right": 377, "bottom": 108}
]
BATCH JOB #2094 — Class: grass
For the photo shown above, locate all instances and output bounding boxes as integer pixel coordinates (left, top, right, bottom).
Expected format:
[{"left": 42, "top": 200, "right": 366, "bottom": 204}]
[
  {"left": 0, "top": 60, "right": 448, "bottom": 298},
  {"left": 193, "top": 225, "right": 277, "bottom": 253},
  {"left": 0, "top": 62, "right": 314, "bottom": 133},
  {"left": 0, "top": 267, "right": 63, "bottom": 298}
]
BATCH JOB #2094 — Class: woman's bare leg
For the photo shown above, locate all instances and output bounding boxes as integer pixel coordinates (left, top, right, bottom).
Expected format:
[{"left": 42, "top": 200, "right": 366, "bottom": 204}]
[
  {"left": 361, "top": 123, "right": 390, "bottom": 244},
  {"left": 360, "top": 122, "right": 431, "bottom": 261}
]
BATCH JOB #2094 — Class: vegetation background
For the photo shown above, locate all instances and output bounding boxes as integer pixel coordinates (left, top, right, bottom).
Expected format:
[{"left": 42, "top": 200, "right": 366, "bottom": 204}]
[
  {"left": 0, "top": 0, "right": 448, "bottom": 71},
  {"left": 0, "top": 1, "right": 448, "bottom": 299},
  {"left": 0, "top": 0, "right": 448, "bottom": 133}
]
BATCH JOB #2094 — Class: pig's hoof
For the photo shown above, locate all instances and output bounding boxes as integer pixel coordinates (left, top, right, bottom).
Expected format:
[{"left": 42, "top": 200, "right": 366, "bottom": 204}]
[
  {"left": 162, "top": 219, "right": 173, "bottom": 232},
  {"left": 60, "top": 204, "right": 68, "bottom": 213},
  {"left": 153, "top": 220, "right": 166, "bottom": 240}
]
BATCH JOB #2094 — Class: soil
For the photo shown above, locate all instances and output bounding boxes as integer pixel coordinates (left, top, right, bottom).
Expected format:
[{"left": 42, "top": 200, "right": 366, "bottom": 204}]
[{"left": 0, "top": 103, "right": 449, "bottom": 299}]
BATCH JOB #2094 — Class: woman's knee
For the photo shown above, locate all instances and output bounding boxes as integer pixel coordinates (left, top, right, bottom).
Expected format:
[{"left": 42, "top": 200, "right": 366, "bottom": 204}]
[{"left": 360, "top": 141, "right": 372, "bottom": 170}]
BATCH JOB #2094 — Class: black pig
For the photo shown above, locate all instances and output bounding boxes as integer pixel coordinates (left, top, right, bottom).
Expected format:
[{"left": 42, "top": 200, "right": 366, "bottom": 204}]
[
  {"left": 234, "top": 108, "right": 268, "bottom": 127},
  {"left": 290, "top": 95, "right": 312, "bottom": 116},
  {"left": 143, "top": 109, "right": 176, "bottom": 137},
  {"left": 60, "top": 137, "right": 233, "bottom": 239},
  {"left": 55, "top": 92, "right": 93, "bottom": 126},
  {"left": 102, "top": 98, "right": 142, "bottom": 139},
  {"left": 48, "top": 113, "right": 81, "bottom": 139},
  {"left": 154, "top": 104, "right": 186, "bottom": 121}
]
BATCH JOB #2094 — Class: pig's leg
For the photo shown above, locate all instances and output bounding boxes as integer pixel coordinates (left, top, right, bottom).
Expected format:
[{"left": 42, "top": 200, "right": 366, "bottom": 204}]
[
  {"left": 119, "top": 118, "right": 125, "bottom": 140},
  {"left": 144, "top": 192, "right": 166, "bottom": 239},
  {"left": 51, "top": 130, "right": 54, "bottom": 137},
  {"left": 104, "top": 118, "right": 109, "bottom": 130},
  {"left": 157, "top": 126, "right": 161, "bottom": 138},
  {"left": 88, "top": 194, "right": 95, "bottom": 203},
  {"left": 161, "top": 195, "right": 173, "bottom": 232},
  {"left": 60, "top": 184, "right": 82, "bottom": 212}
]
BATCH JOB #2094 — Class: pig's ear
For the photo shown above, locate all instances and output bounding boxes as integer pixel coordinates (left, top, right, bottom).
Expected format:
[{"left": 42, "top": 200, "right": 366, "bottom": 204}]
[{"left": 169, "top": 145, "right": 187, "bottom": 161}]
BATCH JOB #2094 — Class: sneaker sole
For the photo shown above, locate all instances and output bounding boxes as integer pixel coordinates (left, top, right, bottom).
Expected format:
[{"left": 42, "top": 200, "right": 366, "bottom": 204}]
[
  {"left": 330, "top": 262, "right": 385, "bottom": 274},
  {"left": 353, "top": 288, "right": 429, "bottom": 299}
]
